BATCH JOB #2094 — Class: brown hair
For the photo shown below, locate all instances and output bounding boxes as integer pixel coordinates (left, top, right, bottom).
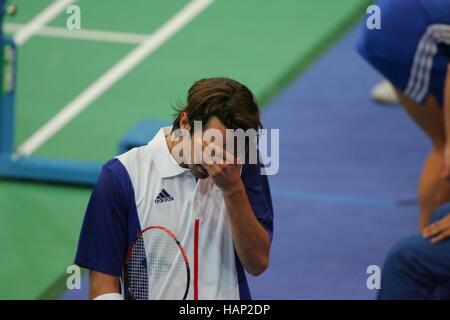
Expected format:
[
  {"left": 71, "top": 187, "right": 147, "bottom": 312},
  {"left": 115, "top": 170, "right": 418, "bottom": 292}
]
[{"left": 171, "top": 77, "right": 262, "bottom": 133}]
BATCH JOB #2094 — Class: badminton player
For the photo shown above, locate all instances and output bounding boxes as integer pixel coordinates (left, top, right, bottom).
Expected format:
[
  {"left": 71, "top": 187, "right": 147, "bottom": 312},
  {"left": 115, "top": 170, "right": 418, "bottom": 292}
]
[{"left": 74, "top": 77, "right": 274, "bottom": 300}]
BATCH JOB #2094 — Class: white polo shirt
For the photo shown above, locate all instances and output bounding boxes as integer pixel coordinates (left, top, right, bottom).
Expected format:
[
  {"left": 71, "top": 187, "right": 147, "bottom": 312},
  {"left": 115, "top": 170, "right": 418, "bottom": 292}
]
[{"left": 75, "top": 126, "right": 274, "bottom": 300}]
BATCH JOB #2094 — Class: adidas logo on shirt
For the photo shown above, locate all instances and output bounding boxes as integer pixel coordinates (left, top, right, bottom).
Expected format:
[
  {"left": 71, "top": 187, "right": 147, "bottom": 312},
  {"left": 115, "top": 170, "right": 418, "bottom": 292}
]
[{"left": 154, "top": 189, "right": 174, "bottom": 204}]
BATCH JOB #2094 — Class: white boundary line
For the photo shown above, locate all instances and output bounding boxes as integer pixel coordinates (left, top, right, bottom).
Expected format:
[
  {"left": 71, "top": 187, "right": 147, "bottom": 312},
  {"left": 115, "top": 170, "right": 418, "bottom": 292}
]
[
  {"left": 13, "top": 0, "right": 77, "bottom": 46},
  {"left": 15, "top": 0, "right": 214, "bottom": 158},
  {"left": 5, "top": 23, "right": 149, "bottom": 44}
]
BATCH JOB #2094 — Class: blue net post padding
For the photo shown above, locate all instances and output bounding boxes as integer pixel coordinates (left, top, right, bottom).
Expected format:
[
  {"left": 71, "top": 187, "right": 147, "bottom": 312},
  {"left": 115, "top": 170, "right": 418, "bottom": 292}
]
[{"left": 0, "top": 0, "right": 13, "bottom": 156}]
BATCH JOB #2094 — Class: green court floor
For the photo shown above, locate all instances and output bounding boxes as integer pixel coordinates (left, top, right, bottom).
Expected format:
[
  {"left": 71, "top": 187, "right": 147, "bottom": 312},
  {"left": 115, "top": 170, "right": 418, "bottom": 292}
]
[{"left": 0, "top": 0, "right": 371, "bottom": 299}]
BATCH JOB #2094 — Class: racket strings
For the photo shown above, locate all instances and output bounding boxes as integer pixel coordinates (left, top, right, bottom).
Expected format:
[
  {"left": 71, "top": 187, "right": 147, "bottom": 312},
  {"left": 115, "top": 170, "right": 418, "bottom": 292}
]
[
  {"left": 128, "top": 236, "right": 149, "bottom": 300},
  {"left": 127, "top": 228, "right": 188, "bottom": 300}
]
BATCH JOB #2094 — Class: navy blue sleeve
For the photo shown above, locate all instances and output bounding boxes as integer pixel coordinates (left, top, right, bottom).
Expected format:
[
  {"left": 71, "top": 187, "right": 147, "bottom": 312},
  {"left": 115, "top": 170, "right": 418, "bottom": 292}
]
[
  {"left": 74, "top": 159, "right": 130, "bottom": 276},
  {"left": 241, "top": 162, "right": 274, "bottom": 241}
]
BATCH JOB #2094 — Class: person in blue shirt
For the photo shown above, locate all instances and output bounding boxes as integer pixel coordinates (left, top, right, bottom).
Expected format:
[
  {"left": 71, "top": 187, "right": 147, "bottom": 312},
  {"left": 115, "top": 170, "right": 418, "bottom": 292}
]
[
  {"left": 357, "top": 0, "right": 450, "bottom": 299},
  {"left": 75, "top": 78, "right": 274, "bottom": 300}
]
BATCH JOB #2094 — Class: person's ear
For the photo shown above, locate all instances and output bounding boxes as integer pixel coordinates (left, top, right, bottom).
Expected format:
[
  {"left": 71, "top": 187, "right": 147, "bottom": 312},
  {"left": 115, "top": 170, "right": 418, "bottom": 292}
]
[{"left": 179, "top": 112, "right": 191, "bottom": 132}]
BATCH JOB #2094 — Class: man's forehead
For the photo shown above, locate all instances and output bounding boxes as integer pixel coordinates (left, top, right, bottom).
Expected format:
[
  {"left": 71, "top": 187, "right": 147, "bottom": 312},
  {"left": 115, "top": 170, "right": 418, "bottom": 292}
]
[{"left": 202, "top": 116, "right": 227, "bottom": 131}]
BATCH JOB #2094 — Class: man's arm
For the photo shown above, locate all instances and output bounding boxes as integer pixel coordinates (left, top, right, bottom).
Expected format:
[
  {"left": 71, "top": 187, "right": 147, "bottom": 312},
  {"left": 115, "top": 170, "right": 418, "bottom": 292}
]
[
  {"left": 201, "top": 141, "right": 271, "bottom": 276},
  {"left": 442, "top": 63, "right": 450, "bottom": 180},
  {"left": 74, "top": 160, "right": 131, "bottom": 299},
  {"left": 89, "top": 270, "right": 121, "bottom": 299},
  {"left": 222, "top": 181, "right": 271, "bottom": 276}
]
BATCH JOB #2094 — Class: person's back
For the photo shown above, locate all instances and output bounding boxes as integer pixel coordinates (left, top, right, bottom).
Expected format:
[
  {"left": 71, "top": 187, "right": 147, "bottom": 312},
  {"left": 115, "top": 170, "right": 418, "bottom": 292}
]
[{"left": 418, "top": 0, "right": 450, "bottom": 24}]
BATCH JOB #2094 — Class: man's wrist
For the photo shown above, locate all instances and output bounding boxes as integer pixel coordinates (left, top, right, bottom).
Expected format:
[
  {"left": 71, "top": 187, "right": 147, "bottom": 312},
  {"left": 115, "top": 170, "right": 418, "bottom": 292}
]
[{"left": 222, "top": 180, "right": 245, "bottom": 196}]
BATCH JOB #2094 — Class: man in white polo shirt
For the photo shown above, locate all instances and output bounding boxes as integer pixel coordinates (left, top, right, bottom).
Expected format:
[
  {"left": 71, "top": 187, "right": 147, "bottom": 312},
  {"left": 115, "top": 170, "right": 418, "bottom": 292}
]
[{"left": 75, "top": 77, "right": 274, "bottom": 300}]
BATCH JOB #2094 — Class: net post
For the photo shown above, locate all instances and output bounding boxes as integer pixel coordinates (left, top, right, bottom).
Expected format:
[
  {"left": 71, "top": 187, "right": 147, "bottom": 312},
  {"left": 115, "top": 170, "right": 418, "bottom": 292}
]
[{"left": 0, "top": 0, "right": 14, "bottom": 156}]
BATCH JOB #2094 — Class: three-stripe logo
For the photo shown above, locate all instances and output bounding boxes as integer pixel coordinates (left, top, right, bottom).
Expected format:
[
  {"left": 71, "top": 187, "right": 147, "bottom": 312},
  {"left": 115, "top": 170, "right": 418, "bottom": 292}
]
[{"left": 154, "top": 189, "right": 174, "bottom": 204}]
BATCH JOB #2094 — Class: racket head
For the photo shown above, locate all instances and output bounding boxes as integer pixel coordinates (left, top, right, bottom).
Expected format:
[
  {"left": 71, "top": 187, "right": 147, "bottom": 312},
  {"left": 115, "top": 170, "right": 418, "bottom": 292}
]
[{"left": 124, "top": 226, "right": 190, "bottom": 300}]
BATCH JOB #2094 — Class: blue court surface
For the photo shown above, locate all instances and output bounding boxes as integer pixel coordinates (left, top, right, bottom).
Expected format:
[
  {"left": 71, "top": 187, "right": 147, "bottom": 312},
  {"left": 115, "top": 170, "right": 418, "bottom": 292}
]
[{"left": 60, "top": 23, "right": 430, "bottom": 300}]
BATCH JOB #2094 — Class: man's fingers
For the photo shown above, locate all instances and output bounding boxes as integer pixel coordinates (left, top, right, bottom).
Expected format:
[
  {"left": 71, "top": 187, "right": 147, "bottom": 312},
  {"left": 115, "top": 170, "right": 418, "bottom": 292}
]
[
  {"left": 193, "top": 138, "right": 221, "bottom": 165},
  {"left": 422, "top": 222, "right": 442, "bottom": 238},
  {"left": 423, "top": 214, "right": 450, "bottom": 237},
  {"left": 193, "top": 138, "right": 204, "bottom": 164},
  {"left": 431, "top": 229, "right": 450, "bottom": 243},
  {"left": 201, "top": 140, "right": 240, "bottom": 165},
  {"left": 221, "top": 144, "right": 239, "bottom": 164},
  {"left": 202, "top": 143, "right": 221, "bottom": 165}
]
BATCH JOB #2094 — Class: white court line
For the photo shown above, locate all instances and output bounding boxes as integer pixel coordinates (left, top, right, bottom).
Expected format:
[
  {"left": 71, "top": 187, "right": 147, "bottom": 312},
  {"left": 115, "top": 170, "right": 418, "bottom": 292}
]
[
  {"left": 14, "top": 0, "right": 77, "bottom": 46},
  {"left": 15, "top": 0, "right": 214, "bottom": 158},
  {"left": 5, "top": 23, "right": 149, "bottom": 44}
]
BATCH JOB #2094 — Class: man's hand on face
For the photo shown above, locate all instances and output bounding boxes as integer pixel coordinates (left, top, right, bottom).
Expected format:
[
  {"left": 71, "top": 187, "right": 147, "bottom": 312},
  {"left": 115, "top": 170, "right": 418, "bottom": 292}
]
[
  {"left": 199, "top": 139, "right": 243, "bottom": 192},
  {"left": 422, "top": 214, "right": 450, "bottom": 243}
]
